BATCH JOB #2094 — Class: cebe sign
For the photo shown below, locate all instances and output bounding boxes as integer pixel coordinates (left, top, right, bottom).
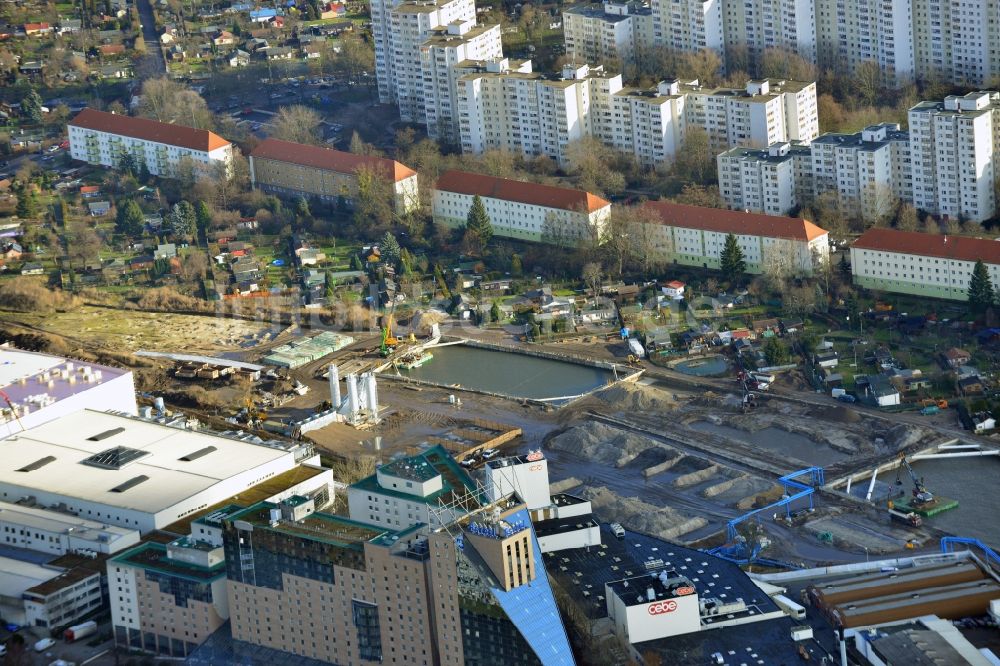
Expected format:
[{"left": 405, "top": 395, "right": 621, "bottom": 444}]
[{"left": 647, "top": 600, "right": 677, "bottom": 615}]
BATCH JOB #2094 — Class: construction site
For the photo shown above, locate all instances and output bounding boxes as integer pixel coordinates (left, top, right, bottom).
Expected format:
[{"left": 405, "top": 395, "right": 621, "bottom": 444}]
[{"left": 4, "top": 303, "right": 999, "bottom": 572}]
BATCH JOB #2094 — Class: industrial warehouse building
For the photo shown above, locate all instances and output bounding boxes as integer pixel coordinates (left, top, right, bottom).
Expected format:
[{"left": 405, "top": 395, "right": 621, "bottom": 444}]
[
  {"left": 248, "top": 138, "right": 420, "bottom": 214},
  {"left": 0, "top": 410, "right": 327, "bottom": 533},
  {"left": 0, "top": 347, "right": 137, "bottom": 438}
]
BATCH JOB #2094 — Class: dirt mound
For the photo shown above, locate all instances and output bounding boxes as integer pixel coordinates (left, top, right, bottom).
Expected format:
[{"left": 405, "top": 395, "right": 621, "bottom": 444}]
[
  {"left": 590, "top": 382, "right": 676, "bottom": 413},
  {"left": 810, "top": 405, "right": 861, "bottom": 424},
  {"left": 545, "top": 422, "right": 660, "bottom": 467},
  {"left": 579, "top": 486, "right": 708, "bottom": 540}
]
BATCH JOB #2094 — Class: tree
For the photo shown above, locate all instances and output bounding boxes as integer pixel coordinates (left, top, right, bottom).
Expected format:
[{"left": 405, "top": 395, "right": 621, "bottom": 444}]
[
  {"left": 838, "top": 253, "right": 851, "bottom": 280},
  {"left": 720, "top": 233, "right": 746, "bottom": 283},
  {"left": 195, "top": 200, "right": 212, "bottom": 243},
  {"left": 854, "top": 60, "right": 883, "bottom": 108},
  {"left": 490, "top": 300, "right": 502, "bottom": 323},
  {"left": 380, "top": 231, "right": 401, "bottom": 265},
  {"left": 169, "top": 200, "right": 196, "bottom": 238},
  {"left": 582, "top": 262, "right": 602, "bottom": 299},
  {"left": 15, "top": 189, "right": 38, "bottom": 219},
  {"left": 271, "top": 105, "right": 323, "bottom": 145},
  {"left": 118, "top": 150, "right": 139, "bottom": 176},
  {"left": 510, "top": 254, "right": 523, "bottom": 276},
  {"left": 353, "top": 164, "right": 394, "bottom": 234},
  {"left": 895, "top": 203, "right": 919, "bottom": 231},
  {"left": 763, "top": 337, "right": 789, "bottom": 366},
  {"left": 115, "top": 199, "right": 145, "bottom": 237},
  {"left": 968, "top": 259, "right": 995, "bottom": 314},
  {"left": 21, "top": 87, "right": 44, "bottom": 124},
  {"left": 464, "top": 195, "right": 493, "bottom": 251},
  {"left": 137, "top": 78, "right": 213, "bottom": 128}
]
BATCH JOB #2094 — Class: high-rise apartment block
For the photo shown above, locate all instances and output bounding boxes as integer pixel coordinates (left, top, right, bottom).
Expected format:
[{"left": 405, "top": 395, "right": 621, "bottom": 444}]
[
  {"left": 646, "top": 0, "right": 1000, "bottom": 86},
  {"left": 420, "top": 20, "right": 503, "bottom": 142},
  {"left": 562, "top": 1, "right": 654, "bottom": 67},
  {"left": 909, "top": 92, "right": 1000, "bottom": 224},
  {"left": 653, "top": 0, "right": 724, "bottom": 53},
  {"left": 717, "top": 142, "right": 812, "bottom": 216},
  {"left": 456, "top": 62, "right": 619, "bottom": 164},
  {"left": 721, "top": 93, "right": 1000, "bottom": 224}
]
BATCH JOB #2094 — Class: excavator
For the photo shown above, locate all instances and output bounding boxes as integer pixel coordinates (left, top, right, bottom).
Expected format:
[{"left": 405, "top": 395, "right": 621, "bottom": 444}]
[{"left": 896, "top": 453, "right": 934, "bottom": 505}]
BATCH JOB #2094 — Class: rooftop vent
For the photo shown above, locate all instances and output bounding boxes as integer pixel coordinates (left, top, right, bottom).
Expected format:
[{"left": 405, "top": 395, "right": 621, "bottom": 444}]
[
  {"left": 87, "top": 427, "right": 126, "bottom": 441},
  {"left": 16, "top": 456, "right": 57, "bottom": 472},
  {"left": 110, "top": 475, "right": 149, "bottom": 493},
  {"left": 179, "top": 446, "right": 217, "bottom": 462}
]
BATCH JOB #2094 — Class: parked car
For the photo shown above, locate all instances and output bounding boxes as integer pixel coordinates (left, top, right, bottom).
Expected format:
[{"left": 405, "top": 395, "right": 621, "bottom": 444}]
[
  {"left": 34, "top": 637, "right": 56, "bottom": 652},
  {"left": 836, "top": 394, "right": 857, "bottom": 403}
]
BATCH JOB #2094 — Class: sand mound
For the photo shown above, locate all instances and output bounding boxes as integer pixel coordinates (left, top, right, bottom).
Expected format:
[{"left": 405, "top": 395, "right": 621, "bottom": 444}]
[
  {"left": 579, "top": 486, "right": 708, "bottom": 541},
  {"left": 810, "top": 405, "right": 861, "bottom": 424},
  {"left": 545, "top": 422, "right": 659, "bottom": 468},
  {"left": 590, "top": 382, "right": 676, "bottom": 413}
]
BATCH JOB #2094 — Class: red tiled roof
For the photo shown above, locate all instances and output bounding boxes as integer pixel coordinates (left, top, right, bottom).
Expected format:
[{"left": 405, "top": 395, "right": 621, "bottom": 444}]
[
  {"left": 642, "top": 201, "right": 827, "bottom": 242},
  {"left": 249, "top": 138, "right": 416, "bottom": 182},
  {"left": 98, "top": 44, "right": 125, "bottom": 54},
  {"left": 68, "top": 108, "right": 231, "bottom": 152},
  {"left": 80, "top": 185, "right": 100, "bottom": 193},
  {"left": 853, "top": 228, "right": 1000, "bottom": 265},
  {"left": 665, "top": 280, "right": 685, "bottom": 289},
  {"left": 435, "top": 170, "right": 610, "bottom": 213}
]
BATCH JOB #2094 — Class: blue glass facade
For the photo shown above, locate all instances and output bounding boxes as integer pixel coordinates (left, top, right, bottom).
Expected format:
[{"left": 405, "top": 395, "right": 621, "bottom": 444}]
[{"left": 479, "top": 508, "right": 576, "bottom": 666}]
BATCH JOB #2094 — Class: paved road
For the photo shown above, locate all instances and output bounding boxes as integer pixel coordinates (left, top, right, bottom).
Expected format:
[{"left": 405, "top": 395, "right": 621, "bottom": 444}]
[{"left": 134, "top": 0, "right": 166, "bottom": 78}]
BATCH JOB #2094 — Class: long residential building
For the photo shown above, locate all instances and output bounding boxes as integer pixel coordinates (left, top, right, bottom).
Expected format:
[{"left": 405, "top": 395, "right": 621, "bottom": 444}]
[
  {"left": 851, "top": 228, "right": 1000, "bottom": 301},
  {"left": 432, "top": 170, "right": 611, "bottom": 243},
  {"left": 248, "top": 138, "right": 420, "bottom": 214},
  {"left": 562, "top": 1, "right": 655, "bottom": 67},
  {"left": 640, "top": 200, "right": 829, "bottom": 274},
  {"left": 653, "top": 0, "right": 724, "bottom": 54},
  {"left": 68, "top": 108, "right": 233, "bottom": 179},
  {"left": 717, "top": 141, "right": 812, "bottom": 216}
]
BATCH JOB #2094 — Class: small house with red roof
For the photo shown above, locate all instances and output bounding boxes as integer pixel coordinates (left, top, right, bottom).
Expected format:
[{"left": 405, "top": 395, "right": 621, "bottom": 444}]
[
  {"left": 661, "top": 280, "right": 686, "bottom": 300},
  {"left": 432, "top": 170, "right": 611, "bottom": 243},
  {"left": 320, "top": 2, "right": 347, "bottom": 18}
]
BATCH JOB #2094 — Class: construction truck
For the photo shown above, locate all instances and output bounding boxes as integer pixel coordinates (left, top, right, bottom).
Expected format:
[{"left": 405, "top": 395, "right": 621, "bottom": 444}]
[
  {"left": 888, "top": 508, "right": 922, "bottom": 527},
  {"left": 379, "top": 302, "right": 400, "bottom": 357}
]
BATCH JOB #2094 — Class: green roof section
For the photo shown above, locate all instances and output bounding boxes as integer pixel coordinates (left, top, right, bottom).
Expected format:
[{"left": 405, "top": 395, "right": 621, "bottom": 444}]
[
  {"left": 226, "top": 501, "right": 404, "bottom": 549},
  {"left": 351, "top": 444, "right": 488, "bottom": 508},
  {"left": 111, "top": 542, "right": 226, "bottom": 583}
]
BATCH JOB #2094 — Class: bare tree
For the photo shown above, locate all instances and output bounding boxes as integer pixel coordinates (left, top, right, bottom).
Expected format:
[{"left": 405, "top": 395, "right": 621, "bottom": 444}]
[
  {"left": 853, "top": 60, "right": 883, "bottom": 107},
  {"left": 895, "top": 202, "right": 919, "bottom": 231},
  {"left": 270, "top": 105, "right": 323, "bottom": 145},
  {"left": 861, "top": 182, "right": 896, "bottom": 229},
  {"left": 582, "top": 262, "right": 602, "bottom": 299}
]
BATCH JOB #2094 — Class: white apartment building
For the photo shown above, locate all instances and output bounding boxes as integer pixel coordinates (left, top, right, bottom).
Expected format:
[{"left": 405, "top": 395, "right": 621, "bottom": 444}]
[
  {"left": 717, "top": 142, "right": 811, "bottom": 216},
  {"left": 810, "top": 123, "right": 912, "bottom": 222},
  {"left": 0, "top": 501, "right": 140, "bottom": 556},
  {"left": 909, "top": 92, "right": 1000, "bottom": 223},
  {"left": 381, "top": 0, "right": 476, "bottom": 120},
  {"left": 814, "top": 0, "right": 915, "bottom": 83},
  {"left": 68, "top": 108, "right": 233, "bottom": 179},
  {"left": 653, "top": 0, "right": 723, "bottom": 54},
  {"left": 851, "top": 228, "right": 1000, "bottom": 301},
  {"left": 431, "top": 170, "right": 611, "bottom": 243},
  {"left": 1, "top": 556, "right": 103, "bottom": 629},
  {"left": 456, "top": 62, "right": 617, "bottom": 164},
  {"left": 721, "top": 0, "right": 817, "bottom": 63},
  {"left": 912, "top": 0, "right": 1000, "bottom": 87},
  {"left": 419, "top": 20, "right": 502, "bottom": 142},
  {"left": 640, "top": 200, "right": 829, "bottom": 274},
  {"left": 562, "top": 1, "right": 654, "bottom": 67},
  {"left": 606, "top": 81, "right": 689, "bottom": 165}
]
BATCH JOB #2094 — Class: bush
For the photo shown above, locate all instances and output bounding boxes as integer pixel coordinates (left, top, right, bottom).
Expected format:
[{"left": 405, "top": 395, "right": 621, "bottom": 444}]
[{"left": 0, "top": 278, "right": 78, "bottom": 312}]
